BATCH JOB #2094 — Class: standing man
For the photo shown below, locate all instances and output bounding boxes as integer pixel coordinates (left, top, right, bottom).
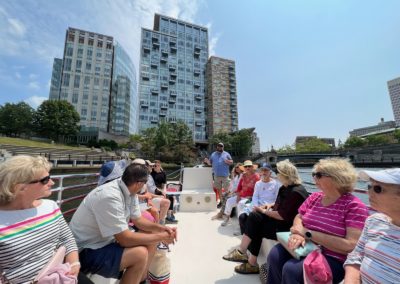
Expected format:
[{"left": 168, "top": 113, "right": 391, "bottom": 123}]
[
  {"left": 69, "top": 164, "right": 177, "bottom": 284},
  {"left": 204, "top": 142, "right": 233, "bottom": 208}
]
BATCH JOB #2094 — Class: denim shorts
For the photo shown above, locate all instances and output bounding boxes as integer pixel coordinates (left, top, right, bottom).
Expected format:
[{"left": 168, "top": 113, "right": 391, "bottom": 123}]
[{"left": 79, "top": 242, "right": 124, "bottom": 279}]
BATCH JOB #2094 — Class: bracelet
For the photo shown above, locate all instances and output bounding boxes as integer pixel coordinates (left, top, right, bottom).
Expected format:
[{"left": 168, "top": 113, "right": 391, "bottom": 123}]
[{"left": 70, "top": 261, "right": 81, "bottom": 267}]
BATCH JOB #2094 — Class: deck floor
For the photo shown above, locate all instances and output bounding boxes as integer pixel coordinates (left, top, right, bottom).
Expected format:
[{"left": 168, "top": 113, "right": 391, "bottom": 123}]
[{"left": 168, "top": 210, "right": 264, "bottom": 284}]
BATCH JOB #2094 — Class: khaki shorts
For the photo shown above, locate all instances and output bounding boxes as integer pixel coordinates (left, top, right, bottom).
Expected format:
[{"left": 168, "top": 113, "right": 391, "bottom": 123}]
[{"left": 214, "top": 176, "right": 230, "bottom": 190}]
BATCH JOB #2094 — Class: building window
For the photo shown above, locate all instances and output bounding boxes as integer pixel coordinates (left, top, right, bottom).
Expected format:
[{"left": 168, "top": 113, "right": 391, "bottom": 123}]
[
  {"left": 79, "top": 37, "right": 84, "bottom": 44},
  {"left": 97, "top": 41, "right": 103, "bottom": 48},
  {"left": 88, "top": 38, "right": 94, "bottom": 46},
  {"left": 74, "top": 75, "right": 80, "bottom": 88},
  {"left": 62, "top": 74, "right": 70, "bottom": 87},
  {"left": 68, "top": 33, "right": 75, "bottom": 42}
]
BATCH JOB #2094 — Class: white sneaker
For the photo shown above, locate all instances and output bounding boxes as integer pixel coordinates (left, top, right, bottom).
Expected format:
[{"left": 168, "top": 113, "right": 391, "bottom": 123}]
[{"left": 221, "top": 216, "right": 230, "bottom": 226}]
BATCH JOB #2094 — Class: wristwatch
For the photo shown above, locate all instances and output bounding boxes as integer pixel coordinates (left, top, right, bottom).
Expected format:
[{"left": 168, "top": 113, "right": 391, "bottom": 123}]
[{"left": 305, "top": 231, "right": 312, "bottom": 240}]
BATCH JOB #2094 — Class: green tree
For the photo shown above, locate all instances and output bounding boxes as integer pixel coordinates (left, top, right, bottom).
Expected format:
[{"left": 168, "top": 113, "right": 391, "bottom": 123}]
[
  {"left": 209, "top": 128, "right": 254, "bottom": 158},
  {"left": 0, "top": 102, "right": 34, "bottom": 137},
  {"left": 295, "top": 138, "right": 332, "bottom": 153},
  {"left": 277, "top": 144, "right": 295, "bottom": 154},
  {"left": 33, "top": 100, "right": 80, "bottom": 142},
  {"left": 344, "top": 136, "right": 366, "bottom": 148},
  {"left": 365, "top": 135, "right": 390, "bottom": 146},
  {"left": 394, "top": 129, "right": 400, "bottom": 143}
]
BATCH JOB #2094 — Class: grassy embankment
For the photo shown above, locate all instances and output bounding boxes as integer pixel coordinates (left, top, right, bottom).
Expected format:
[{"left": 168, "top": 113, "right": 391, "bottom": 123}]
[{"left": 0, "top": 137, "right": 86, "bottom": 150}]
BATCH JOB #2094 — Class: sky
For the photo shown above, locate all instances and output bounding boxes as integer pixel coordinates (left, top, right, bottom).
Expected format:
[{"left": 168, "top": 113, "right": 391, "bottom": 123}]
[{"left": 0, "top": 0, "right": 399, "bottom": 151}]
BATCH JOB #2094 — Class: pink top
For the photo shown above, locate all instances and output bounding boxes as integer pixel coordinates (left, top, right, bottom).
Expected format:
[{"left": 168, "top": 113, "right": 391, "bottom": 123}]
[{"left": 299, "top": 192, "right": 368, "bottom": 262}]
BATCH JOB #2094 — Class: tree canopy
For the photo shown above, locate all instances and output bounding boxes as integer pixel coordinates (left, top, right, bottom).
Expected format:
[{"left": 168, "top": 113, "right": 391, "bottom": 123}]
[
  {"left": 209, "top": 128, "right": 254, "bottom": 159},
  {"left": 33, "top": 100, "right": 80, "bottom": 142},
  {"left": 295, "top": 137, "right": 332, "bottom": 153},
  {"left": 0, "top": 102, "right": 34, "bottom": 137}
]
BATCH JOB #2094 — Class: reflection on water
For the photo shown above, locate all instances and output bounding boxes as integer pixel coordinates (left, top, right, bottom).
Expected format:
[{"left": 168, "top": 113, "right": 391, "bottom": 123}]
[{"left": 297, "top": 167, "right": 384, "bottom": 205}]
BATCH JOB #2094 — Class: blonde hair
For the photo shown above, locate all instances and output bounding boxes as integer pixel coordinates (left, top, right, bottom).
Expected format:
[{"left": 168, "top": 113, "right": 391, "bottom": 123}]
[
  {"left": 313, "top": 158, "right": 357, "bottom": 194},
  {"left": 231, "top": 163, "right": 243, "bottom": 178},
  {"left": 276, "top": 159, "right": 302, "bottom": 185},
  {"left": 0, "top": 155, "right": 52, "bottom": 205}
]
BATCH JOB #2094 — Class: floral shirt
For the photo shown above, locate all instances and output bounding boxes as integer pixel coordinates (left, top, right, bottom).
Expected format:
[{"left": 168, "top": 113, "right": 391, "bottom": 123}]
[{"left": 236, "top": 172, "right": 260, "bottom": 198}]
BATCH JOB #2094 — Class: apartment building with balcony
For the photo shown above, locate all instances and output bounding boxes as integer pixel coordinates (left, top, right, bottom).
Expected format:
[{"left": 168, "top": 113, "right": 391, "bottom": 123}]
[
  {"left": 205, "top": 56, "right": 238, "bottom": 137},
  {"left": 138, "top": 14, "right": 209, "bottom": 142}
]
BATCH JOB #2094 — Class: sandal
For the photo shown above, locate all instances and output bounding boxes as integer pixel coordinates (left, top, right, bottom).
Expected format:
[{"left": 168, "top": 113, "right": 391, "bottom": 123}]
[
  {"left": 222, "top": 249, "right": 248, "bottom": 263},
  {"left": 234, "top": 262, "right": 260, "bottom": 274}
]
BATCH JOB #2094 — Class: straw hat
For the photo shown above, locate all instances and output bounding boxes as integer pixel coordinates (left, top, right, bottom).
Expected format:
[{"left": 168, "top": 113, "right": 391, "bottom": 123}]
[{"left": 240, "top": 160, "right": 258, "bottom": 171}]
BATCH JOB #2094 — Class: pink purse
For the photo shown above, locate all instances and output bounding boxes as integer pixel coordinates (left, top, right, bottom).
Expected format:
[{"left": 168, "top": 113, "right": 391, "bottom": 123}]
[
  {"left": 33, "top": 246, "right": 77, "bottom": 284},
  {"left": 303, "top": 249, "right": 333, "bottom": 284}
]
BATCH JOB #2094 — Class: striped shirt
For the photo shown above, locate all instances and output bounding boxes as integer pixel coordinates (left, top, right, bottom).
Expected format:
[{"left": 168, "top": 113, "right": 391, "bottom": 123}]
[
  {"left": 299, "top": 192, "right": 368, "bottom": 262},
  {"left": 0, "top": 199, "right": 77, "bottom": 284},
  {"left": 344, "top": 213, "right": 400, "bottom": 284}
]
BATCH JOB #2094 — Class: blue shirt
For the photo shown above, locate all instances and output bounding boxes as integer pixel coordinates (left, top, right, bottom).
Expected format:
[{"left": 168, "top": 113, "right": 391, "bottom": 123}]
[{"left": 209, "top": 151, "right": 232, "bottom": 177}]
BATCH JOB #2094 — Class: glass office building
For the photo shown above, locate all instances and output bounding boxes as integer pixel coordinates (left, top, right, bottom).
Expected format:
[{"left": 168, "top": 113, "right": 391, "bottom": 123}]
[
  {"left": 49, "top": 27, "right": 137, "bottom": 142},
  {"left": 111, "top": 43, "right": 138, "bottom": 135},
  {"left": 138, "top": 14, "right": 209, "bottom": 142}
]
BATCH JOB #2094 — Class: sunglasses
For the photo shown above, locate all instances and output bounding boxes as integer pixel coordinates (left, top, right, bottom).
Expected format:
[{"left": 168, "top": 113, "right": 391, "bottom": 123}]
[
  {"left": 311, "top": 172, "right": 330, "bottom": 179},
  {"left": 368, "top": 184, "right": 383, "bottom": 194},
  {"left": 29, "top": 175, "right": 51, "bottom": 185},
  {"left": 244, "top": 165, "right": 252, "bottom": 168}
]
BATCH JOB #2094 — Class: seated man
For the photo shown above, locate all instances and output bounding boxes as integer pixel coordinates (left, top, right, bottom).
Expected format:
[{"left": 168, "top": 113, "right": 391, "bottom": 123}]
[{"left": 69, "top": 164, "right": 177, "bottom": 284}]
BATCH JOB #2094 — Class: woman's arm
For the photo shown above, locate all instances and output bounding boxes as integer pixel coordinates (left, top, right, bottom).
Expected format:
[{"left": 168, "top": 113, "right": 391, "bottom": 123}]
[{"left": 344, "top": 264, "right": 361, "bottom": 284}]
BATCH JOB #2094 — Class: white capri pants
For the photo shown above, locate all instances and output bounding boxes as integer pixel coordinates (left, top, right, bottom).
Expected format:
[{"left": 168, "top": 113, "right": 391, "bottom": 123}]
[{"left": 224, "top": 196, "right": 249, "bottom": 216}]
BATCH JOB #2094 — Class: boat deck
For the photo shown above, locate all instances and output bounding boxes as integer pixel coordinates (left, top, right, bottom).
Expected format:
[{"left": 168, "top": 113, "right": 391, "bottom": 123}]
[{"left": 168, "top": 210, "right": 265, "bottom": 284}]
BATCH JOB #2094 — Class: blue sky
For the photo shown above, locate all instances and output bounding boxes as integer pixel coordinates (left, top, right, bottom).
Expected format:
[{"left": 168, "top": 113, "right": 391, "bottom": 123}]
[{"left": 0, "top": 0, "right": 399, "bottom": 150}]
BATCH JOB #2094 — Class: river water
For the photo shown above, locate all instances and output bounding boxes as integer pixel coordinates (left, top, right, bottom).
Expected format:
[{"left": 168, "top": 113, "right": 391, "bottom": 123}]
[{"left": 297, "top": 167, "right": 385, "bottom": 205}]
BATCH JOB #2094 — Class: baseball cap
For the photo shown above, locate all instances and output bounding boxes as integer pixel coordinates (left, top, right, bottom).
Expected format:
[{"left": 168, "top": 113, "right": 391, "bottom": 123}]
[
  {"left": 359, "top": 168, "right": 400, "bottom": 185},
  {"left": 217, "top": 142, "right": 224, "bottom": 147},
  {"left": 260, "top": 162, "right": 273, "bottom": 171},
  {"left": 132, "top": 158, "right": 146, "bottom": 165},
  {"left": 145, "top": 159, "right": 155, "bottom": 166}
]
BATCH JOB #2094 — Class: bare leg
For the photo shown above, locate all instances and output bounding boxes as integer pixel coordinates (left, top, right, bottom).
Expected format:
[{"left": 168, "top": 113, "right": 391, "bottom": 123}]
[
  {"left": 239, "top": 234, "right": 258, "bottom": 266},
  {"left": 120, "top": 246, "right": 148, "bottom": 284},
  {"left": 159, "top": 198, "right": 170, "bottom": 222}
]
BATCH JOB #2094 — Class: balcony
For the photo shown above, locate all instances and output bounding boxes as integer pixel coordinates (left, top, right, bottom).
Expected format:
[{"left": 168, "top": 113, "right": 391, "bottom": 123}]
[
  {"left": 143, "top": 45, "right": 150, "bottom": 53},
  {"left": 193, "top": 82, "right": 201, "bottom": 88},
  {"left": 170, "top": 72, "right": 177, "bottom": 78},
  {"left": 231, "top": 108, "right": 237, "bottom": 113},
  {"left": 169, "top": 40, "right": 176, "bottom": 46},
  {"left": 169, "top": 78, "right": 176, "bottom": 84},
  {"left": 141, "top": 72, "right": 150, "bottom": 80},
  {"left": 152, "top": 41, "right": 160, "bottom": 48},
  {"left": 194, "top": 50, "right": 200, "bottom": 57},
  {"left": 150, "top": 117, "right": 158, "bottom": 123},
  {"left": 170, "top": 46, "right": 177, "bottom": 53},
  {"left": 231, "top": 101, "right": 237, "bottom": 106},
  {"left": 168, "top": 97, "right": 176, "bottom": 104},
  {"left": 194, "top": 44, "right": 201, "bottom": 51},
  {"left": 170, "top": 91, "right": 177, "bottom": 97},
  {"left": 230, "top": 81, "right": 236, "bottom": 87},
  {"left": 151, "top": 88, "right": 159, "bottom": 95},
  {"left": 140, "top": 101, "right": 149, "bottom": 108},
  {"left": 169, "top": 64, "right": 176, "bottom": 71},
  {"left": 169, "top": 117, "right": 177, "bottom": 123},
  {"left": 152, "top": 35, "right": 159, "bottom": 42},
  {"left": 193, "top": 69, "right": 200, "bottom": 76},
  {"left": 160, "top": 103, "right": 168, "bottom": 110},
  {"left": 195, "top": 107, "right": 203, "bottom": 113},
  {"left": 150, "top": 60, "right": 158, "bottom": 68},
  {"left": 159, "top": 110, "right": 167, "bottom": 117},
  {"left": 161, "top": 49, "right": 168, "bottom": 56},
  {"left": 229, "top": 76, "right": 235, "bottom": 82},
  {"left": 160, "top": 82, "right": 168, "bottom": 90},
  {"left": 160, "top": 57, "right": 167, "bottom": 63},
  {"left": 195, "top": 94, "right": 202, "bottom": 100},
  {"left": 195, "top": 121, "right": 203, "bottom": 126}
]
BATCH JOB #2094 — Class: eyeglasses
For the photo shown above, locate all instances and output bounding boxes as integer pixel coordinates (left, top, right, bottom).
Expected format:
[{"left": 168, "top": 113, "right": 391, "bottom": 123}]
[
  {"left": 244, "top": 165, "right": 252, "bottom": 168},
  {"left": 311, "top": 172, "right": 330, "bottom": 179},
  {"left": 28, "top": 175, "right": 51, "bottom": 185},
  {"left": 368, "top": 184, "right": 383, "bottom": 194}
]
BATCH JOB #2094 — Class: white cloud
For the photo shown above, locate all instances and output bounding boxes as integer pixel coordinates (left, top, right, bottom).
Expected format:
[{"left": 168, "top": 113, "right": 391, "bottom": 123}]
[
  {"left": 28, "top": 81, "right": 40, "bottom": 90},
  {"left": 15, "top": 72, "right": 21, "bottom": 79},
  {"left": 25, "top": 96, "right": 47, "bottom": 108},
  {"left": 8, "top": 17, "right": 26, "bottom": 37}
]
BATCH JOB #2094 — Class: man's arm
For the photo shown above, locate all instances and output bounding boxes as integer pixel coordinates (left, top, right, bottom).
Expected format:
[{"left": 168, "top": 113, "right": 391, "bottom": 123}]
[{"left": 114, "top": 229, "right": 174, "bottom": 248}]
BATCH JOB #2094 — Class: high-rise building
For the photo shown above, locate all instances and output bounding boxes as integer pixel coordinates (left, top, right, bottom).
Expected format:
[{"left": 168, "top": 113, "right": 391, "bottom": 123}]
[
  {"left": 138, "top": 14, "right": 209, "bottom": 142},
  {"left": 205, "top": 56, "right": 238, "bottom": 137},
  {"left": 388, "top": 77, "right": 400, "bottom": 126},
  {"left": 49, "top": 58, "right": 63, "bottom": 100},
  {"left": 349, "top": 118, "right": 396, "bottom": 137},
  {"left": 49, "top": 27, "right": 138, "bottom": 142}
]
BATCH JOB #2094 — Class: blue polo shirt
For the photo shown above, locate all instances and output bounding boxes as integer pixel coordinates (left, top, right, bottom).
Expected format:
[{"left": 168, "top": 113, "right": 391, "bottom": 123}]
[{"left": 209, "top": 151, "right": 232, "bottom": 177}]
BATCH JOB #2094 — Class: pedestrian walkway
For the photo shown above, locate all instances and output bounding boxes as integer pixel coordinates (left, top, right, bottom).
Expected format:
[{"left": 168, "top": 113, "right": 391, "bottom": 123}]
[{"left": 168, "top": 210, "right": 264, "bottom": 284}]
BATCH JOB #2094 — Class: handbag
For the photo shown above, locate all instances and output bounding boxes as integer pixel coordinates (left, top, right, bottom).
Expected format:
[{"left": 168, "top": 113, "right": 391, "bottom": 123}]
[
  {"left": 148, "top": 246, "right": 170, "bottom": 284},
  {"left": 303, "top": 249, "right": 333, "bottom": 284},
  {"left": 276, "top": 232, "right": 319, "bottom": 260},
  {"left": 0, "top": 246, "right": 77, "bottom": 284},
  {"left": 34, "top": 246, "right": 77, "bottom": 284}
]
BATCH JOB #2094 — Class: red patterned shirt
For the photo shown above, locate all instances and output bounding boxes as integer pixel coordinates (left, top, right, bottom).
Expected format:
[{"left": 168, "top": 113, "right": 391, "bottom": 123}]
[{"left": 237, "top": 173, "right": 260, "bottom": 198}]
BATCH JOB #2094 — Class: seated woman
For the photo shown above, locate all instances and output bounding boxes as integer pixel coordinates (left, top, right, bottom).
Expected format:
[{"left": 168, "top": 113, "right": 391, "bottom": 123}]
[
  {"left": 212, "top": 162, "right": 243, "bottom": 220},
  {"left": 221, "top": 160, "right": 259, "bottom": 226},
  {"left": 223, "top": 159, "right": 308, "bottom": 274},
  {"left": 344, "top": 168, "right": 400, "bottom": 283},
  {"left": 267, "top": 158, "right": 369, "bottom": 284},
  {"left": 0, "top": 155, "right": 80, "bottom": 283},
  {"left": 237, "top": 162, "right": 280, "bottom": 235}
]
